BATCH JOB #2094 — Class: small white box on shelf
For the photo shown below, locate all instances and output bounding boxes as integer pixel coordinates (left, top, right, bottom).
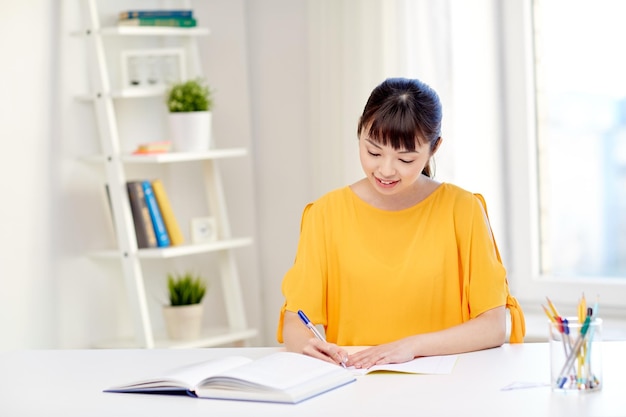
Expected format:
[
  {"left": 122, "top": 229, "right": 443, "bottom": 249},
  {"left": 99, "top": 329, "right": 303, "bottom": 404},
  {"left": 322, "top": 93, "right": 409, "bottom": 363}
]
[{"left": 191, "top": 217, "right": 218, "bottom": 243}]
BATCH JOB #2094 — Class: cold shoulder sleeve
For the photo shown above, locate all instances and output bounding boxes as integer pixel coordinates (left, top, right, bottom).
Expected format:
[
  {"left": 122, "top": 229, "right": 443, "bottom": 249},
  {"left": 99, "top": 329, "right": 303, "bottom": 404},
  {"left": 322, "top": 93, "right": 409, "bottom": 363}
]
[
  {"left": 473, "top": 194, "right": 526, "bottom": 343},
  {"left": 276, "top": 203, "right": 328, "bottom": 343}
]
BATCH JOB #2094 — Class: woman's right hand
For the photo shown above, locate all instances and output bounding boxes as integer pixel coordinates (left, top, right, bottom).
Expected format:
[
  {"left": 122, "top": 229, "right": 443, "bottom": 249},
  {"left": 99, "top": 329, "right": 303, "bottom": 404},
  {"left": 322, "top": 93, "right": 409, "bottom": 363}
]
[
  {"left": 301, "top": 337, "right": 348, "bottom": 366},
  {"left": 282, "top": 311, "right": 348, "bottom": 366}
]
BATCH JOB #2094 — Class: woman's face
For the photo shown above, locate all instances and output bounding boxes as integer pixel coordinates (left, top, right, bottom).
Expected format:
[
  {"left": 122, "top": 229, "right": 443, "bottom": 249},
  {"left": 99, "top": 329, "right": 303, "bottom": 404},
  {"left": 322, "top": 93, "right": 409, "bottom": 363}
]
[{"left": 358, "top": 132, "right": 432, "bottom": 196}]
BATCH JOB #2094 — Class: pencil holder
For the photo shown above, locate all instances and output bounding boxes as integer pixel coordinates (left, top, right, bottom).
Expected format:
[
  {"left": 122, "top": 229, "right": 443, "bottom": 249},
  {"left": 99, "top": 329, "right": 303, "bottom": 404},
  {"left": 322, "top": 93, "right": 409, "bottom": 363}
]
[{"left": 549, "top": 317, "right": 602, "bottom": 392}]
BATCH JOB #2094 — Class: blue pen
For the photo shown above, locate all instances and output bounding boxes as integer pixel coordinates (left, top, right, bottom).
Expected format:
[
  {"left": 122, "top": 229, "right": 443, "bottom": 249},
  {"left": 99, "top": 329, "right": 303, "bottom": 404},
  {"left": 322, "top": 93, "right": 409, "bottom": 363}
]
[
  {"left": 562, "top": 318, "right": 571, "bottom": 352},
  {"left": 556, "top": 315, "right": 591, "bottom": 388},
  {"left": 297, "top": 310, "right": 346, "bottom": 368},
  {"left": 297, "top": 310, "right": 325, "bottom": 341}
]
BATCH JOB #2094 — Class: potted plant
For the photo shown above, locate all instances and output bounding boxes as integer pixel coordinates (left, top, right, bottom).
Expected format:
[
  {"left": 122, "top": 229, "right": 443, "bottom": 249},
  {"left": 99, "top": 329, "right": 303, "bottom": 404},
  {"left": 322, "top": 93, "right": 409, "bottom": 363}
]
[
  {"left": 165, "top": 78, "right": 214, "bottom": 151},
  {"left": 162, "top": 271, "right": 208, "bottom": 340}
]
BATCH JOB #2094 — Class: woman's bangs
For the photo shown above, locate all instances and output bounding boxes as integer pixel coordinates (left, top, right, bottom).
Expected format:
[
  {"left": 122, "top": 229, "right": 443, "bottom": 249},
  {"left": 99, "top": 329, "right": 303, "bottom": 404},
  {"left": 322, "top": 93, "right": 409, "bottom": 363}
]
[{"left": 367, "top": 111, "right": 423, "bottom": 151}]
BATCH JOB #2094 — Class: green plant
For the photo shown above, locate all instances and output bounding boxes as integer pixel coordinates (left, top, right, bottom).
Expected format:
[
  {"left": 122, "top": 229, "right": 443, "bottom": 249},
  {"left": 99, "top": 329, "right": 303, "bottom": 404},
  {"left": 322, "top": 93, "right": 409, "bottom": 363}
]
[
  {"left": 167, "top": 272, "right": 207, "bottom": 306},
  {"left": 166, "top": 78, "right": 214, "bottom": 112}
]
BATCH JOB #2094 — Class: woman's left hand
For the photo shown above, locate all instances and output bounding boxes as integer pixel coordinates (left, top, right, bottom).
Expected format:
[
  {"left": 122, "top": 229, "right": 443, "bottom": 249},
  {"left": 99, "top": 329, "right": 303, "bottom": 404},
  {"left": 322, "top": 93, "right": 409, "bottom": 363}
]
[
  {"left": 345, "top": 306, "right": 507, "bottom": 369},
  {"left": 346, "top": 338, "right": 417, "bottom": 369}
]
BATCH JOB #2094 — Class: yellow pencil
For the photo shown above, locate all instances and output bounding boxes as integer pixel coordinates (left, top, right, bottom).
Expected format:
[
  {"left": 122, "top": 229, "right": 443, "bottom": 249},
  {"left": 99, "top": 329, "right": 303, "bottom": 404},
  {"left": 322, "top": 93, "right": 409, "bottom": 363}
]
[
  {"left": 578, "top": 294, "right": 587, "bottom": 331},
  {"left": 542, "top": 305, "right": 557, "bottom": 323},
  {"left": 577, "top": 293, "right": 587, "bottom": 382},
  {"left": 546, "top": 297, "right": 561, "bottom": 319}
]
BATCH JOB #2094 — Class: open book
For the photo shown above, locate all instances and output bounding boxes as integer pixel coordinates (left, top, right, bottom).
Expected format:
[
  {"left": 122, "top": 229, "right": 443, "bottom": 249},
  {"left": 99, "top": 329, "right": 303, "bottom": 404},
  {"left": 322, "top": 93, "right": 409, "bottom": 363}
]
[{"left": 104, "top": 352, "right": 356, "bottom": 404}]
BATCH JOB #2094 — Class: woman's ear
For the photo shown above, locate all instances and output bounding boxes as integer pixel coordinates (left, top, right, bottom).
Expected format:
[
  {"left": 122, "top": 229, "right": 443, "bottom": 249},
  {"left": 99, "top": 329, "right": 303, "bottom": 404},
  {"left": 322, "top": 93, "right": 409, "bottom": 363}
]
[{"left": 432, "top": 137, "right": 443, "bottom": 155}]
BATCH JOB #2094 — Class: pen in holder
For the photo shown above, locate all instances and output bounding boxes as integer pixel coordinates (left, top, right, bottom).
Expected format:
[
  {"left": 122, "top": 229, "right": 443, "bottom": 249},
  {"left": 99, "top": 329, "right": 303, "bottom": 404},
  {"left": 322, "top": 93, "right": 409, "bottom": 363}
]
[{"left": 549, "top": 316, "right": 602, "bottom": 392}]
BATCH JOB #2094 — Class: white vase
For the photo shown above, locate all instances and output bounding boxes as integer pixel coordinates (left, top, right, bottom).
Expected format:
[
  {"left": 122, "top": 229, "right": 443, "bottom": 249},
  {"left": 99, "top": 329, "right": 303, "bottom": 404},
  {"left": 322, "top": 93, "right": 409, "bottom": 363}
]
[
  {"left": 162, "top": 304, "right": 204, "bottom": 340},
  {"left": 168, "top": 111, "right": 213, "bottom": 152}
]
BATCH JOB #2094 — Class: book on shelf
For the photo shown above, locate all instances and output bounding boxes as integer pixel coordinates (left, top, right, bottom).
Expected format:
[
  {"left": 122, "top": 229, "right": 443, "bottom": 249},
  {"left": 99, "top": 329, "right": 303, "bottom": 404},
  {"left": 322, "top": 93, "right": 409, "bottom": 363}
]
[
  {"left": 118, "top": 17, "right": 197, "bottom": 28},
  {"left": 132, "top": 141, "right": 172, "bottom": 155},
  {"left": 127, "top": 181, "right": 158, "bottom": 249},
  {"left": 142, "top": 180, "right": 171, "bottom": 247},
  {"left": 104, "top": 352, "right": 356, "bottom": 404},
  {"left": 119, "top": 10, "right": 193, "bottom": 20},
  {"left": 141, "top": 180, "right": 171, "bottom": 248},
  {"left": 104, "top": 183, "right": 115, "bottom": 235},
  {"left": 151, "top": 179, "right": 184, "bottom": 246}
]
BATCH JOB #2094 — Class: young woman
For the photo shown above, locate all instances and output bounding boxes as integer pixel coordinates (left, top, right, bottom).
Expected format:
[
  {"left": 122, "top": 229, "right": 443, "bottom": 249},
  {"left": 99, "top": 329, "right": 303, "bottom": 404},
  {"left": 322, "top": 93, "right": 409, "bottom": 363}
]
[{"left": 277, "top": 78, "right": 525, "bottom": 369}]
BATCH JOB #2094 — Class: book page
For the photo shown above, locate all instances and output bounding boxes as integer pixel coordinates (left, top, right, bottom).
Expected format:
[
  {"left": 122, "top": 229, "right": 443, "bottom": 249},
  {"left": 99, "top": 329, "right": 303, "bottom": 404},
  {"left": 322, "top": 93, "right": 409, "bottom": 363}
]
[
  {"left": 106, "top": 356, "right": 252, "bottom": 391},
  {"left": 194, "top": 352, "right": 356, "bottom": 403},
  {"left": 200, "top": 352, "right": 350, "bottom": 391},
  {"left": 351, "top": 355, "right": 458, "bottom": 376}
]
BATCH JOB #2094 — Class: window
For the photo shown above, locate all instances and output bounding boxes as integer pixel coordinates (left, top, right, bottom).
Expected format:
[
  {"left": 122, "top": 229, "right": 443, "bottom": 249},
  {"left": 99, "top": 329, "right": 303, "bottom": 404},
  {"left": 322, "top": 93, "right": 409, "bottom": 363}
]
[
  {"left": 503, "top": 0, "right": 626, "bottom": 309},
  {"left": 534, "top": 0, "right": 626, "bottom": 278}
]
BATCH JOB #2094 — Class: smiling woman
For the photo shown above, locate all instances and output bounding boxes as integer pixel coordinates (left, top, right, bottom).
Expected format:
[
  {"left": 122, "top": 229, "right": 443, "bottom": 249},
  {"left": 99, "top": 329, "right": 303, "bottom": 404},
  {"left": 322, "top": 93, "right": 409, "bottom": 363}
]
[{"left": 278, "top": 77, "right": 525, "bottom": 369}]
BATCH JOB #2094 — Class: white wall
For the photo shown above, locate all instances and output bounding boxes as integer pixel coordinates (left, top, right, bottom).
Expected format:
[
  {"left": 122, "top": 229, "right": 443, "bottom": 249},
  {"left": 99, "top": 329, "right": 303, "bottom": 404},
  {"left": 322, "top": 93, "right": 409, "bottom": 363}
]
[
  {"left": 244, "top": 0, "right": 312, "bottom": 345},
  {"left": 0, "top": 1, "right": 56, "bottom": 348}
]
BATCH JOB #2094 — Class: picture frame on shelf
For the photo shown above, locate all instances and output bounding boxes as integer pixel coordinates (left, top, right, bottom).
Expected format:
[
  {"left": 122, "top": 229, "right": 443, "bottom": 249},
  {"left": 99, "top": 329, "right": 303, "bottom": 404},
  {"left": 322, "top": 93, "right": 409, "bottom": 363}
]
[
  {"left": 191, "top": 217, "right": 218, "bottom": 244},
  {"left": 120, "top": 48, "right": 186, "bottom": 91}
]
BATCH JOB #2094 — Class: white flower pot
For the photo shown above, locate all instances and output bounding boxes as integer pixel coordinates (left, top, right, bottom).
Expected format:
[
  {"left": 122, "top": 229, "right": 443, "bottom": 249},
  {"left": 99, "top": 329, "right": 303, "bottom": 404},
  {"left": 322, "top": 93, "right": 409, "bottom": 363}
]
[
  {"left": 168, "top": 111, "right": 213, "bottom": 152},
  {"left": 162, "top": 304, "right": 203, "bottom": 340}
]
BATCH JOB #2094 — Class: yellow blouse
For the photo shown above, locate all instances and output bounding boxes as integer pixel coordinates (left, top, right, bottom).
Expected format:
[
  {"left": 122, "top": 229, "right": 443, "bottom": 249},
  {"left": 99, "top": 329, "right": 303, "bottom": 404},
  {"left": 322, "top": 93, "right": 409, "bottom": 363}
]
[{"left": 277, "top": 183, "right": 525, "bottom": 346}]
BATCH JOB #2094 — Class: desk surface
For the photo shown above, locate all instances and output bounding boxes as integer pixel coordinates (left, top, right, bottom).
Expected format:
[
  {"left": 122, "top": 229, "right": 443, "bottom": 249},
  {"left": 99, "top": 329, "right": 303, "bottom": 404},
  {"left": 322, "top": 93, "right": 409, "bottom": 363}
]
[{"left": 1, "top": 342, "right": 625, "bottom": 417}]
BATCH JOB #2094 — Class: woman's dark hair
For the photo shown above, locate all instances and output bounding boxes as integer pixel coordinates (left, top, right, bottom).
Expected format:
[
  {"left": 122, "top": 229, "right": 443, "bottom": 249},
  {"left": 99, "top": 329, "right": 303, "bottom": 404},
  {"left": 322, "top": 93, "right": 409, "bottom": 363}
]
[{"left": 357, "top": 78, "right": 442, "bottom": 177}]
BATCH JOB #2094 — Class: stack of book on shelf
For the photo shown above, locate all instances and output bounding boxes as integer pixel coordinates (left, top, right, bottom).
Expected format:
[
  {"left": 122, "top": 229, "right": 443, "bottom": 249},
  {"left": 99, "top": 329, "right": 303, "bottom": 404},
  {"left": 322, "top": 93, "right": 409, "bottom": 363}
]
[
  {"left": 132, "top": 141, "right": 172, "bottom": 155},
  {"left": 127, "top": 179, "right": 184, "bottom": 249},
  {"left": 118, "top": 9, "right": 197, "bottom": 27}
]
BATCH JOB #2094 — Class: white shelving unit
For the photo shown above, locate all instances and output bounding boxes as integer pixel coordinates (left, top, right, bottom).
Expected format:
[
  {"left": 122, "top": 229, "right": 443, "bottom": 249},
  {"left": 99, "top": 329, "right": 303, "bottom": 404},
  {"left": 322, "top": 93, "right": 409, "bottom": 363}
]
[{"left": 76, "top": 0, "right": 257, "bottom": 348}]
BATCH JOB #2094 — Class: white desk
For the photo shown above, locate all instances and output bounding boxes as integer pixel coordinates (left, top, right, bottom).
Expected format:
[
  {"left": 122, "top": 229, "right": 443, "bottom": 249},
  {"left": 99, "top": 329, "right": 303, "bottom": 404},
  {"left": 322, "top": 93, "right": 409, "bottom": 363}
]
[{"left": 1, "top": 342, "right": 625, "bottom": 417}]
